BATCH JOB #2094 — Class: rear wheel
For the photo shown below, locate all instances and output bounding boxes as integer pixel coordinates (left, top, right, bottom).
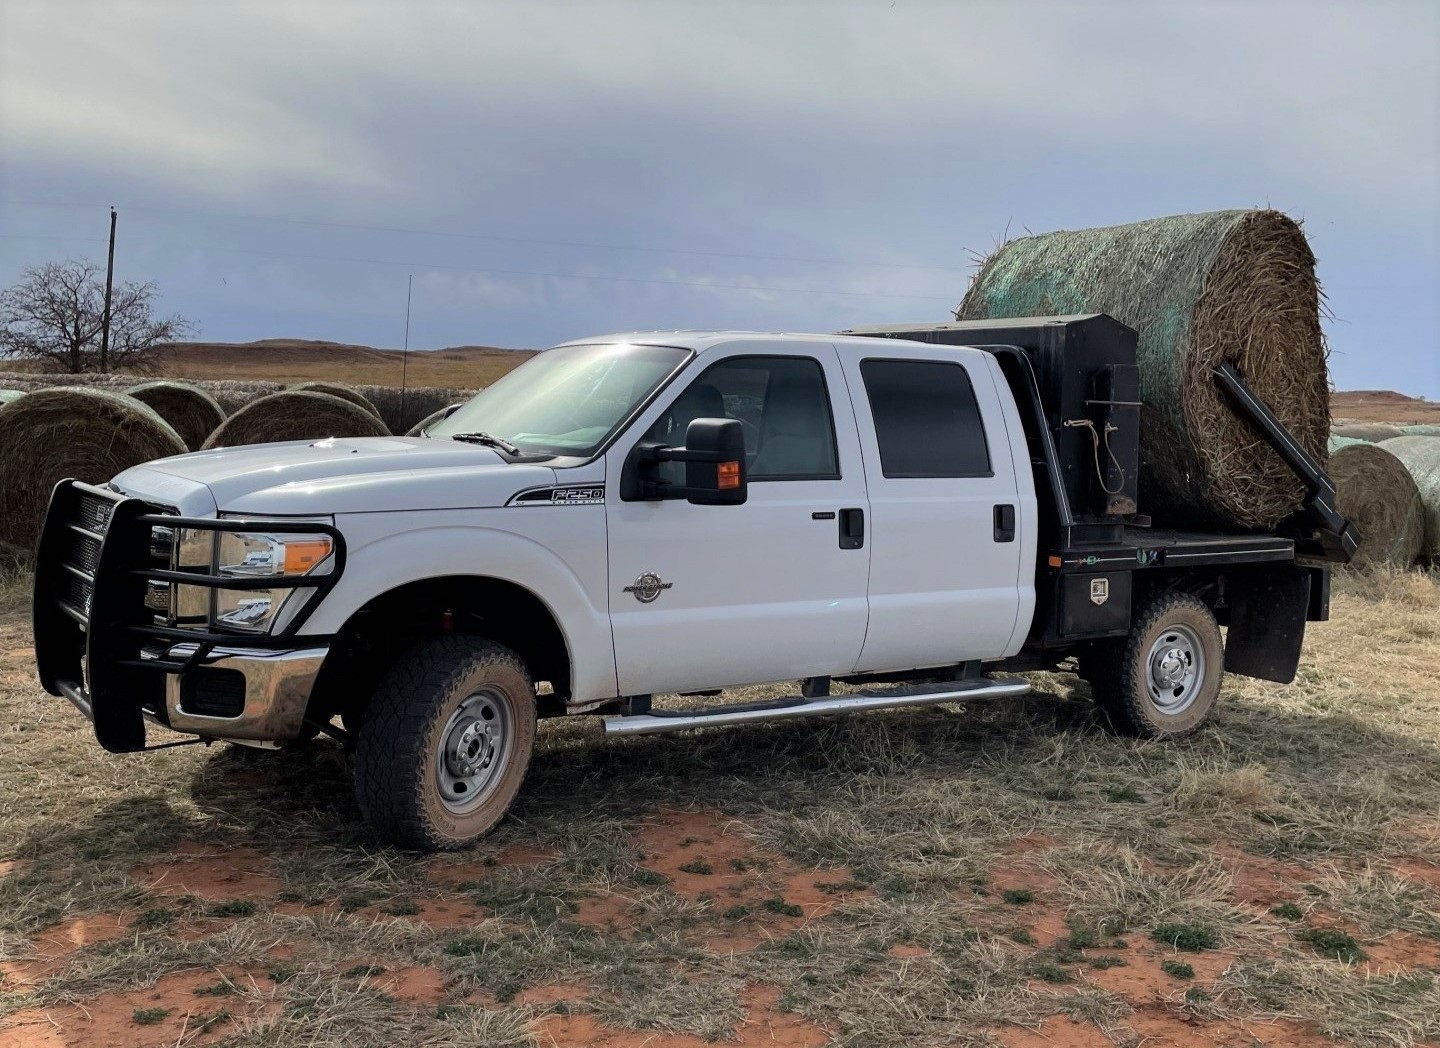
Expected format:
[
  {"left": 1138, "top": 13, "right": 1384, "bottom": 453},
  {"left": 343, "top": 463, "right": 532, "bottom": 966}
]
[
  {"left": 354, "top": 635, "right": 536, "bottom": 850},
  {"left": 1089, "top": 591, "right": 1223, "bottom": 738}
]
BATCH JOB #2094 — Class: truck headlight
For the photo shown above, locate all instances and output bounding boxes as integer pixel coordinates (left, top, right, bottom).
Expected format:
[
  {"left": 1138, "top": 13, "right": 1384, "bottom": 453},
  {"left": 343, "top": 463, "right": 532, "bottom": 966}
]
[{"left": 213, "top": 531, "right": 335, "bottom": 633}]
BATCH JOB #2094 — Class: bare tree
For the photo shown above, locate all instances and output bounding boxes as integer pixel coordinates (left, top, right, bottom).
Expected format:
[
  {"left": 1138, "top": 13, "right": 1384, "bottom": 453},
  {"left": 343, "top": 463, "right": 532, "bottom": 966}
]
[{"left": 0, "top": 259, "right": 192, "bottom": 373}]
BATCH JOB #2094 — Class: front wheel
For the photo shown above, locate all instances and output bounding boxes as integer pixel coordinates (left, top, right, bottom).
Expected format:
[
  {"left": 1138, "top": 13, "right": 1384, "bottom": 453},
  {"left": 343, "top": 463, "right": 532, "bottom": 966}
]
[
  {"left": 1088, "top": 591, "right": 1223, "bottom": 738},
  {"left": 354, "top": 636, "right": 536, "bottom": 851}
]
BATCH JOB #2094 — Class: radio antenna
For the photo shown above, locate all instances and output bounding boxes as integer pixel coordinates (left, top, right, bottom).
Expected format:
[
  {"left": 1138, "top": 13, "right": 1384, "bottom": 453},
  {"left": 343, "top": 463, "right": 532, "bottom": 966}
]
[{"left": 400, "top": 274, "right": 413, "bottom": 423}]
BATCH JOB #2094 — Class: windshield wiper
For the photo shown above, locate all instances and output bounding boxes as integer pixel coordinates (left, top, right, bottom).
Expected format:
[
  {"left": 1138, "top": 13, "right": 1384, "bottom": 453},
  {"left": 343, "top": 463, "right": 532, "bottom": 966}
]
[{"left": 449, "top": 431, "right": 523, "bottom": 456}]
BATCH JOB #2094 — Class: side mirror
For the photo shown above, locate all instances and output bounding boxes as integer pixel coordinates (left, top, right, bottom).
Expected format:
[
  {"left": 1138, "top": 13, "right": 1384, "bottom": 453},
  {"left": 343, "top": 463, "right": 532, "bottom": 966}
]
[{"left": 668, "top": 418, "right": 747, "bottom": 505}]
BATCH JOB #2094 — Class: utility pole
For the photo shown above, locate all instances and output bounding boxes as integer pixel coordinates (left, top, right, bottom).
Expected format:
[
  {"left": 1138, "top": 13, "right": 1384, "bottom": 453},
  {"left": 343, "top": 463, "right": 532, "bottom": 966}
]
[
  {"left": 99, "top": 207, "right": 117, "bottom": 373},
  {"left": 400, "top": 274, "right": 413, "bottom": 423}
]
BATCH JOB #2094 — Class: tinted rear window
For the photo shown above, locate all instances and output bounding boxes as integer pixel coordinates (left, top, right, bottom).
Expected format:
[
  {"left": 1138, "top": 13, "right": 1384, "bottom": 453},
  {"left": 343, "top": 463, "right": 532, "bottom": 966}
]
[{"left": 860, "top": 359, "right": 991, "bottom": 478}]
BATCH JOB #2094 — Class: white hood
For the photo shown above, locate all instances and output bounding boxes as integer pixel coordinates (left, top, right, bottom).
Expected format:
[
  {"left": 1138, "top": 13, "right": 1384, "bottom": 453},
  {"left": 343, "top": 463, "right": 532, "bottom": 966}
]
[{"left": 112, "top": 436, "right": 558, "bottom": 516}]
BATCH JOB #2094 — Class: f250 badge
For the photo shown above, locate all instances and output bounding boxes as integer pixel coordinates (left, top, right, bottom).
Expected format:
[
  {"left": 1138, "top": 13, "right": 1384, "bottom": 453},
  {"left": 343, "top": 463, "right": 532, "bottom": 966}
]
[
  {"left": 624, "top": 572, "right": 673, "bottom": 604},
  {"left": 1090, "top": 578, "right": 1110, "bottom": 606}
]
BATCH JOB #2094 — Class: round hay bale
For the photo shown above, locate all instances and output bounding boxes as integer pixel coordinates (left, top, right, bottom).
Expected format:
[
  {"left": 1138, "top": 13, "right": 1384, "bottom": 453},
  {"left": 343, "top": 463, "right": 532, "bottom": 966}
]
[
  {"left": 0, "top": 389, "right": 24, "bottom": 410},
  {"left": 0, "top": 388, "right": 186, "bottom": 553},
  {"left": 1400, "top": 424, "right": 1440, "bottom": 438},
  {"left": 957, "top": 209, "right": 1328, "bottom": 530},
  {"left": 202, "top": 390, "right": 390, "bottom": 450},
  {"left": 0, "top": 539, "right": 28, "bottom": 574},
  {"left": 287, "top": 382, "right": 383, "bottom": 422},
  {"left": 1382, "top": 436, "right": 1440, "bottom": 563},
  {"left": 125, "top": 380, "right": 227, "bottom": 451},
  {"left": 1332, "top": 423, "right": 1405, "bottom": 443},
  {"left": 1328, "top": 434, "right": 1367, "bottom": 455},
  {"left": 1327, "top": 443, "right": 1424, "bottom": 569},
  {"left": 405, "top": 403, "right": 463, "bottom": 437}
]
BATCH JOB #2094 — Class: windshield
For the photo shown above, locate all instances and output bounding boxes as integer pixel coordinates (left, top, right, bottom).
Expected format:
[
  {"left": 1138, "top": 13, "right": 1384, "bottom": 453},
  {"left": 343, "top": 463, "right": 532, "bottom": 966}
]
[{"left": 429, "top": 342, "right": 691, "bottom": 456}]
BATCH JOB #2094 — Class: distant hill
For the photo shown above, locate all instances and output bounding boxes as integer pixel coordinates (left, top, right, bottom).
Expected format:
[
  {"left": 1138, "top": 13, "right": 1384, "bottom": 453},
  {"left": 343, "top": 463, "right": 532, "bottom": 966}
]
[
  {"left": 1331, "top": 389, "right": 1439, "bottom": 425},
  {"left": 151, "top": 339, "right": 537, "bottom": 387}
]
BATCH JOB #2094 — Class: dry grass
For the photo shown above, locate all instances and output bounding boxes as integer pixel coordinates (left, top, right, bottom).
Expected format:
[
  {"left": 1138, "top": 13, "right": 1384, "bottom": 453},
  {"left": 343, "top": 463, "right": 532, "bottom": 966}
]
[{"left": 1, "top": 567, "right": 1438, "bottom": 1046}]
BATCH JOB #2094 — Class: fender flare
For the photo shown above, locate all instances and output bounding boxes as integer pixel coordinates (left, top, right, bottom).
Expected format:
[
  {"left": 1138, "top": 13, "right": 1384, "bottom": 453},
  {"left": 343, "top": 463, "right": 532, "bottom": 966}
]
[{"left": 299, "top": 525, "right": 617, "bottom": 704}]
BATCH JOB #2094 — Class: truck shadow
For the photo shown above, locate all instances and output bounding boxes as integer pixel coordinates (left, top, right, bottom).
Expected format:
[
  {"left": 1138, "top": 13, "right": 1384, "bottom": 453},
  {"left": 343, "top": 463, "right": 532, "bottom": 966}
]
[{"left": 155, "top": 680, "right": 1440, "bottom": 856}]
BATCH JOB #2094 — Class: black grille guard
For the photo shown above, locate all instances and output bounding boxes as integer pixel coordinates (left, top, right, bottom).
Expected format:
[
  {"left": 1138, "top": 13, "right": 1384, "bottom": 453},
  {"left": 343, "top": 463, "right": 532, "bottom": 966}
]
[{"left": 33, "top": 478, "right": 344, "bottom": 753}]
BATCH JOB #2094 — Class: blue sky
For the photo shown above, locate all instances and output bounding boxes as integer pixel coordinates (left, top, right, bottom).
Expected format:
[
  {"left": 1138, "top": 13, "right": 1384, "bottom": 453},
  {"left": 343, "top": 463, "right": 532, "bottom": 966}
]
[{"left": 1, "top": 0, "right": 1437, "bottom": 397}]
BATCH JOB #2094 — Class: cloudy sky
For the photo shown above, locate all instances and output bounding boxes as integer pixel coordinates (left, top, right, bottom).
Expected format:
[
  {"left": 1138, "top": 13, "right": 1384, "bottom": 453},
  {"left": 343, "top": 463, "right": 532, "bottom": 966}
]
[{"left": 1, "top": 0, "right": 1437, "bottom": 396}]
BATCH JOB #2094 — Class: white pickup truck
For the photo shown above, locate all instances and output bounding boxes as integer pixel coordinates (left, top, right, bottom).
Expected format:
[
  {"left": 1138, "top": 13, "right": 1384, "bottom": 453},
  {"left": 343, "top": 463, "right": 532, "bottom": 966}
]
[{"left": 33, "top": 315, "right": 1355, "bottom": 850}]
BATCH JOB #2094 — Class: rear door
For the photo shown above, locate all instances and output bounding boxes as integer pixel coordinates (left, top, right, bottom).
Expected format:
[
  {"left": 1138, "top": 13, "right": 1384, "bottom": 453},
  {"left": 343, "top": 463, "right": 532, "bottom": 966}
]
[
  {"left": 605, "top": 342, "right": 871, "bottom": 696},
  {"left": 840, "top": 348, "right": 1028, "bottom": 672}
]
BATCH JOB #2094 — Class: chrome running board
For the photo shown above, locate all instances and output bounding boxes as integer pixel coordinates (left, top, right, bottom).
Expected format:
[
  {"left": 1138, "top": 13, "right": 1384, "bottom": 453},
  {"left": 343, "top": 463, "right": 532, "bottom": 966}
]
[{"left": 601, "top": 676, "right": 1031, "bottom": 736}]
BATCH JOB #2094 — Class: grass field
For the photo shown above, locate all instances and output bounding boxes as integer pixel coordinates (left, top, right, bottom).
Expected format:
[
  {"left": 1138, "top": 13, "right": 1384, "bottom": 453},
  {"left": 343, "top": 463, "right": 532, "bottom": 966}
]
[{"left": 1, "top": 567, "right": 1438, "bottom": 1047}]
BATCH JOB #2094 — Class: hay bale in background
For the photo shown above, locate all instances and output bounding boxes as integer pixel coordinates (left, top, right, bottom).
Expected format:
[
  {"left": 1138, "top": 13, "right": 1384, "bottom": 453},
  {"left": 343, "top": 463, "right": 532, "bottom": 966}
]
[
  {"left": 1400, "top": 424, "right": 1440, "bottom": 438},
  {"left": 1333, "top": 422, "right": 1406, "bottom": 443},
  {"left": 0, "top": 390, "right": 23, "bottom": 410},
  {"left": 0, "top": 539, "right": 27, "bottom": 575},
  {"left": 359, "top": 385, "right": 475, "bottom": 435},
  {"left": 958, "top": 209, "right": 1328, "bottom": 530},
  {"left": 405, "top": 403, "right": 463, "bottom": 437},
  {"left": 287, "top": 382, "right": 383, "bottom": 422},
  {"left": 0, "top": 372, "right": 477, "bottom": 434},
  {"left": 202, "top": 391, "right": 390, "bottom": 450},
  {"left": 1328, "top": 443, "right": 1424, "bottom": 569},
  {"left": 1382, "top": 436, "right": 1440, "bottom": 563},
  {"left": 0, "top": 388, "right": 186, "bottom": 554},
  {"left": 1328, "top": 434, "right": 1367, "bottom": 455},
  {"left": 125, "top": 380, "right": 227, "bottom": 451}
]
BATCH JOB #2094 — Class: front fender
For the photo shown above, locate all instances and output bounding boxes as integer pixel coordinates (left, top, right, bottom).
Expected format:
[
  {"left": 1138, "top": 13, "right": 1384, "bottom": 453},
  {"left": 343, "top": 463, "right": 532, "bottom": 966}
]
[{"left": 298, "top": 512, "right": 616, "bottom": 704}]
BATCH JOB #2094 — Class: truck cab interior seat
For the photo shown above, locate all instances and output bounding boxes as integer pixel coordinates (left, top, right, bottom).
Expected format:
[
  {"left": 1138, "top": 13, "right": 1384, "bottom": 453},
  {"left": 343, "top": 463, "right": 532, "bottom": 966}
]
[{"left": 752, "top": 379, "right": 835, "bottom": 477}]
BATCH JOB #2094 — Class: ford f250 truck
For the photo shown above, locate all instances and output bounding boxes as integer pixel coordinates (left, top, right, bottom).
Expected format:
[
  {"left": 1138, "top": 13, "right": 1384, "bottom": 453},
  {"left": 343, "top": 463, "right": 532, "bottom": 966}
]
[{"left": 33, "top": 314, "right": 1357, "bottom": 850}]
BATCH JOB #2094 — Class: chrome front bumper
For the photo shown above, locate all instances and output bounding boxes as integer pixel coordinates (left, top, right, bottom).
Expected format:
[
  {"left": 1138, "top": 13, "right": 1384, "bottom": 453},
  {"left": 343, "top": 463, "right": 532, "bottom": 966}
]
[{"left": 163, "top": 643, "right": 328, "bottom": 741}]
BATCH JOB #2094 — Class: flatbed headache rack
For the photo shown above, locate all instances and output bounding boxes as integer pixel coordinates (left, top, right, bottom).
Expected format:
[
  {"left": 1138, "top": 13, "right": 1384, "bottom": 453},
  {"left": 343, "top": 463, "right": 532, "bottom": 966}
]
[{"left": 838, "top": 315, "right": 1357, "bottom": 678}]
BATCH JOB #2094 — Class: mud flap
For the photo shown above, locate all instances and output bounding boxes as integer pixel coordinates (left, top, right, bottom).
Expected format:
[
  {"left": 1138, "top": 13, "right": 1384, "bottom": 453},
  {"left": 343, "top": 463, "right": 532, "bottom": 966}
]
[{"left": 1223, "top": 564, "right": 1311, "bottom": 684}]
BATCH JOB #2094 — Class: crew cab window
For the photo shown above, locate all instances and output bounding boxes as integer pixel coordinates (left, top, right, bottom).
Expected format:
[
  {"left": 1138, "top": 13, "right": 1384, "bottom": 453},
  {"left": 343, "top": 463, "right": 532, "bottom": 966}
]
[
  {"left": 860, "top": 359, "right": 991, "bottom": 478},
  {"left": 648, "top": 356, "right": 838, "bottom": 480}
]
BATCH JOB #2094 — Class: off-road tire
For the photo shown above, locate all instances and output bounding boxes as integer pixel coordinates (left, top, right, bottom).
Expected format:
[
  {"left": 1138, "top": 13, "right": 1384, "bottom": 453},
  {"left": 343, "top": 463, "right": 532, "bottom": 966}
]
[
  {"left": 354, "top": 635, "right": 535, "bottom": 851},
  {"left": 1088, "top": 591, "right": 1223, "bottom": 739}
]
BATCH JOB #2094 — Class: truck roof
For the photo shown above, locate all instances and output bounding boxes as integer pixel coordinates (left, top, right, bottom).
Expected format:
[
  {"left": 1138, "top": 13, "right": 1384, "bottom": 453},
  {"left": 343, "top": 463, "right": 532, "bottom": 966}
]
[{"left": 554, "top": 329, "right": 993, "bottom": 361}]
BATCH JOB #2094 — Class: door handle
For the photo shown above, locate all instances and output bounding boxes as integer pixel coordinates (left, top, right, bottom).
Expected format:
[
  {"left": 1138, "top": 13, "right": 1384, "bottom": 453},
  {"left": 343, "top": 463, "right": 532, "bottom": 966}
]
[
  {"left": 993, "top": 504, "right": 1016, "bottom": 543},
  {"left": 839, "top": 507, "right": 865, "bottom": 550}
]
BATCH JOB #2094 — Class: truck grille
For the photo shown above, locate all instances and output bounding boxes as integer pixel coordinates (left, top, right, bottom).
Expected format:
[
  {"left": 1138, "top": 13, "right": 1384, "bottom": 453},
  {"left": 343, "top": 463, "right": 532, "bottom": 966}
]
[
  {"left": 56, "top": 494, "right": 114, "bottom": 622},
  {"left": 55, "top": 490, "right": 174, "bottom": 626}
]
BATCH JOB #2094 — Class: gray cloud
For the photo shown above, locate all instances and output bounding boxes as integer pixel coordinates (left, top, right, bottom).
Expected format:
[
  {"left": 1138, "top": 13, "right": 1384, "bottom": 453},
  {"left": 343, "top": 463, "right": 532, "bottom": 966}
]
[{"left": 1, "top": 0, "right": 1437, "bottom": 395}]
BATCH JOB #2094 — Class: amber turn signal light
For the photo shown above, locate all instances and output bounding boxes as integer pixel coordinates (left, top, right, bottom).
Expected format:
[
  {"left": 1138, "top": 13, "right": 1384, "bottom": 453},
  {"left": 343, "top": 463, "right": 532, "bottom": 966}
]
[
  {"left": 283, "top": 538, "right": 333, "bottom": 574},
  {"left": 717, "top": 461, "right": 741, "bottom": 490}
]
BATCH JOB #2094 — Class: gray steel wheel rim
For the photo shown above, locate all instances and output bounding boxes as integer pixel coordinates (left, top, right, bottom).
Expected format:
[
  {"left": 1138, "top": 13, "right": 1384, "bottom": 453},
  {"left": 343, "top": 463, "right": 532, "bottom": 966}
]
[
  {"left": 1145, "top": 623, "right": 1205, "bottom": 715},
  {"left": 435, "top": 689, "right": 512, "bottom": 815}
]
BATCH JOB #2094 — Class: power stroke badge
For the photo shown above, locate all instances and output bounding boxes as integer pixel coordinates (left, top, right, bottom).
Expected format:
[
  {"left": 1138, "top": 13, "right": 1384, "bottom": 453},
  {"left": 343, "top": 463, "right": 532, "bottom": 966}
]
[{"left": 624, "top": 572, "right": 673, "bottom": 603}]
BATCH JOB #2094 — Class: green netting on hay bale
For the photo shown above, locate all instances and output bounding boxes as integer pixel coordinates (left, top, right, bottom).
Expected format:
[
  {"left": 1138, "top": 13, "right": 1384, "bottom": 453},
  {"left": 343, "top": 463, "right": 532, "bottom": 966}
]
[
  {"left": 1328, "top": 443, "right": 1423, "bottom": 569},
  {"left": 957, "top": 209, "right": 1328, "bottom": 529},
  {"left": 0, "top": 389, "right": 23, "bottom": 410},
  {"left": 1401, "top": 424, "right": 1440, "bottom": 438},
  {"left": 0, "top": 388, "right": 186, "bottom": 554},
  {"left": 1328, "top": 434, "right": 1367, "bottom": 455},
  {"left": 203, "top": 391, "right": 391, "bottom": 449},
  {"left": 126, "top": 380, "right": 227, "bottom": 452},
  {"left": 1333, "top": 423, "right": 1405, "bottom": 443},
  {"left": 287, "top": 382, "right": 383, "bottom": 422},
  {"left": 1382, "top": 436, "right": 1440, "bottom": 562}
]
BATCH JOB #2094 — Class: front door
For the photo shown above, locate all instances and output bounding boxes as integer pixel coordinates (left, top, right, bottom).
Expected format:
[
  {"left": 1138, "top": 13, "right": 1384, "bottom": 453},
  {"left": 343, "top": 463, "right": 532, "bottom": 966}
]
[{"left": 606, "top": 343, "right": 870, "bottom": 696}]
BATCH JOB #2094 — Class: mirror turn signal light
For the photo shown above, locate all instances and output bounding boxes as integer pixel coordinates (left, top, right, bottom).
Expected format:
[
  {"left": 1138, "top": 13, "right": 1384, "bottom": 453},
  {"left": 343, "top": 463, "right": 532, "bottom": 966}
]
[{"left": 717, "top": 460, "right": 741, "bottom": 490}]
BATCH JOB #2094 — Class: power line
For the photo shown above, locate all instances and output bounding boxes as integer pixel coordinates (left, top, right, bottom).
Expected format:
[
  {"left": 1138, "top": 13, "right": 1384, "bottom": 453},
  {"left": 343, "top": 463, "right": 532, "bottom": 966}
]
[
  {"left": 189, "top": 242, "right": 957, "bottom": 301},
  {"left": 1, "top": 197, "right": 970, "bottom": 273},
  {"left": 0, "top": 233, "right": 107, "bottom": 243}
]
